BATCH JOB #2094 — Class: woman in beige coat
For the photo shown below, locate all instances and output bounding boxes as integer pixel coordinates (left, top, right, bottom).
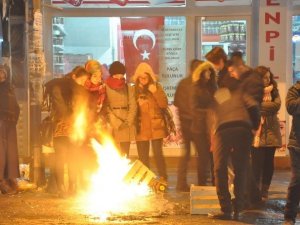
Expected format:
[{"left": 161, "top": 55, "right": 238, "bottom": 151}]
[
  {"left": 132, "top": 62, "right": 168, "bottom": 182},
  {"left": 105, "top": 61, "right": 137, "bottom": 156}
]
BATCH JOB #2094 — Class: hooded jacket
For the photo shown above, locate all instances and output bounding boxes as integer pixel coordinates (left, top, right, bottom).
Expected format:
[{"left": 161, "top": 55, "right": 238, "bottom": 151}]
[
  {"left": 191, "top": 61, "right": 217, "bottom": 134},
  {"left": 133, "top": 62, "right": 168, "bottom": 141}
]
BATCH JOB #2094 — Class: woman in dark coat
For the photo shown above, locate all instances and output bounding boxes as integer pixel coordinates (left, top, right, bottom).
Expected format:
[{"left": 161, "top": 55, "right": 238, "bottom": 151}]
[
  {"left": 0, "top": 65, "right": 20, "bottom": 194},
  {"left": 191, "top": 61, "right": 217, "bottom": 185},
  {"left": 48, "top": 66, "right": 90, "bottom": 197},
  {"left": 251, "top": 66, "right": 282, "bottom": 200}
]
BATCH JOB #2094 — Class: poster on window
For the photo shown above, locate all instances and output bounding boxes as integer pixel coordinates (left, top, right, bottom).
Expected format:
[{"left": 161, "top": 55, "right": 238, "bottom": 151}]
[
  {"left": 158, "top": 17, "right": 186, "bottom": 103},
  {"left": 158, "top": 17, "right": 186, "bottom": 149}
]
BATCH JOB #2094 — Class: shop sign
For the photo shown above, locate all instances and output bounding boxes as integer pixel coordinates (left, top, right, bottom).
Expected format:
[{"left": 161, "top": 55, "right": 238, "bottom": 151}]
[
  {"left": 52, "top": 0, "right": 185, "bottom": 8},
  {"left": 259, "top": 0, "right": 288, "bottom": 80}
]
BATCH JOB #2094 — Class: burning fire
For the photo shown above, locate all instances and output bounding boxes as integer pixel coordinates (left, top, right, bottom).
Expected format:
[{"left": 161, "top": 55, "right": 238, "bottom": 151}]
[
  {"left": 70, "top": 105, "right": 88, "bottom": 143},
  {"left": 69, "top": 105, "right": 161, "bottom": 221},
  {"left": 76, "top": 136, "right": 151, "bottom": 221}
]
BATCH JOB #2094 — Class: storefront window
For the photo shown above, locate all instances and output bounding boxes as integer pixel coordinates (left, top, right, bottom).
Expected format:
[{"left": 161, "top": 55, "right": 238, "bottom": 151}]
[
  {"left": 201, "top": 19, "right": 247, "bottom": 62},
  {"left": 52, "top": 16, "right": 186, "bottom": 102},
  {"left": 51, "top": 0, "right": 185, "bottom": 8},
  {"left": 293, "top": 16, "right": 300, "bottom": 82}
]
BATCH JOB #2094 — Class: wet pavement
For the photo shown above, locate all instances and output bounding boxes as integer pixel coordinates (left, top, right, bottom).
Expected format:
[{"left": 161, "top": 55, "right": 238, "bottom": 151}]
[{"left": 0, "top": 170, "right": 299, "bottom": 225}]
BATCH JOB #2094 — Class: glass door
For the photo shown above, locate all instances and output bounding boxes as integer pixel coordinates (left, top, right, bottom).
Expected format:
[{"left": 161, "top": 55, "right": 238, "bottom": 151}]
[
  {"left": 293, "top": 15, "right": 300, "bottom": 83},
  {"left": 197, "top": 16, "right": 251, "bottom": 65}
]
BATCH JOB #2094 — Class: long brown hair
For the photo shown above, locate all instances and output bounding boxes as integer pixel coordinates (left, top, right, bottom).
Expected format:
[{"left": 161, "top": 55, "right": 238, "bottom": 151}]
[{"left": 254, "top": 66, "right": 279, "bottom": 100}]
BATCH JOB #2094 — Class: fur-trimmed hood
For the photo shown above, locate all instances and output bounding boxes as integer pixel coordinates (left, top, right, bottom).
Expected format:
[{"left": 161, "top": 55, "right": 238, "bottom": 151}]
[
  {"left": 132, "top": 62, "right": 158, "bottom": 83},
  {"left": 192, "top": 61, "right": 215, "bottom": 83}
]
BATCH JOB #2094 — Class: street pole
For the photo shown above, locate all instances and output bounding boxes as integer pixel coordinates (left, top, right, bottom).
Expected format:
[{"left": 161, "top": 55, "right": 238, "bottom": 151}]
[{"left": 30, "top": 0, "right": 44, "bottom": 186}]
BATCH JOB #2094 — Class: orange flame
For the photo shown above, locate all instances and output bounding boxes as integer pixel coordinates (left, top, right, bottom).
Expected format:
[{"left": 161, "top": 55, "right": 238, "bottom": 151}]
[
  {"left": 70, "top": 105, "right": 88, "bottom": 144},
  {"left": 75, "top": 136, "right": 151, "bottom": 221}
]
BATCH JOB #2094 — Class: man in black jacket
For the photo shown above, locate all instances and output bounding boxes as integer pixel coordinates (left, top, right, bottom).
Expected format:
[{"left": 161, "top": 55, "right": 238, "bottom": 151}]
[
  {"left": 284, "top": 82, "right": 300, "bottom": 225},
  {"left": 208, "top": 60, "right": 262, "bottom": 220}
]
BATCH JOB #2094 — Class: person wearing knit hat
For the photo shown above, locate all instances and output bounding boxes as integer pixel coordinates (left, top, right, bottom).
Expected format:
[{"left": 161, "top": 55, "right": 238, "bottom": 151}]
[
  {"left": 105, "top": 61, "right": 137, "bottom": 156},
  {"left": 85, "top": 60, "right": 102, "bottom": 83},
  {"left": 109, "top": 61, "right": 126, "bottom": 77},
  {"left": 84, "top": 59, "right": 106, "bottom": 114}
]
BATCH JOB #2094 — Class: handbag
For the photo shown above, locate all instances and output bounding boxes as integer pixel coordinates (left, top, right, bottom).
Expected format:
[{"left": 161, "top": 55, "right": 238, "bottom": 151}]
[
  {"left": 162, "top": 107, "right": 176, "bottom": 136},
  {"left": 253, "top": 117, "right": 264, "bottom": 148}
]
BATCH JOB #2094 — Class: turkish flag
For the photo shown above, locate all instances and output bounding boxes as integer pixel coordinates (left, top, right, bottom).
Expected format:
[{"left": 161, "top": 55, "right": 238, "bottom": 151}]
[{"left": 120, "top": 17, "right": 164, "bottom": 79}]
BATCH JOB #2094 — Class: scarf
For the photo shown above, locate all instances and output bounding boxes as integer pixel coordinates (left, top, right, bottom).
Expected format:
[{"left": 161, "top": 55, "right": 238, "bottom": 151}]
[
  {"left": 263, "top": 85, "right": 273, "bottom": 102},
  {"left": 253, "top": 85, "right": 273, "bottom": 147},
  {"left": 106, "top": 77, "right": 126, "bottom": 90},
  {"left": 84, "top": 79, "right": 106, "bottom": 106}
]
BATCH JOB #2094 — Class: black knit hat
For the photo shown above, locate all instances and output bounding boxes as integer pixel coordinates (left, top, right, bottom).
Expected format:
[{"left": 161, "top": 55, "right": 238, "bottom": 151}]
[{"left": 109, "top": 61, "right": 126, "bottom": 76}]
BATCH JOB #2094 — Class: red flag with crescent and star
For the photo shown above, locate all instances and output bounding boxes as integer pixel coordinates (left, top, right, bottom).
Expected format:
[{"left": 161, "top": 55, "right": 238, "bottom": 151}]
[{"left": 120, "top": 17, "right": 164, "bottom": 79}]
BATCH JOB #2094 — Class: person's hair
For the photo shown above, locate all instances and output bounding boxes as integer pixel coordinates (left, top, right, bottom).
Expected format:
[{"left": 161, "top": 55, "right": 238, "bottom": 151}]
[
  {"left": 190, "top": 59, "right": 202, "bottom": 73},
  {"left": 85, "top": 60, "right": 102, "bottom": 74},
  {"left": 230, "top": 51, "right": 245, "bottom": 65},
  {"left": 205, "top": 47, "right": 227, "bottom": 64},
  {"left": 230, "top": 51, "right": 243, "bottom": 59},
  {"left": 226, "top": 59, "right": 246, "bottom": 68},
  {"left": 71, "top": 66, "right": 90, "bottom": 78},
  {"left": 136, "top": 72, "right": 154, "bottom": 86},
  {"left": 254, "top": 66, "right": 278, "bottom": 99}
]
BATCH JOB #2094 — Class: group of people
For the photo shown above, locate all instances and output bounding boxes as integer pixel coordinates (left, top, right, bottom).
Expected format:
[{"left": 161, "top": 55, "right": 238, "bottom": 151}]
[
  {"left": 0, "top": 46, "right": 299, "bottom": 224},
  {"left": 45, "top": 60, "right": 170, "bottom": 197},
  {"left": 174, "top": 47, "right": 299, "bottom": 224}
]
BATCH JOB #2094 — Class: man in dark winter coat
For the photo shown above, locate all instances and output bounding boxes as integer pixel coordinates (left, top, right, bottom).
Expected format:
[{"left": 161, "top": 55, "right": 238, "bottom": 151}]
[
  {"left": 0, "top": 65, "right": 20, "bottom": 194},
  {"left": 208, "top": 60, "right": 262, "bottom": 220},
  {"left": 284, "top": 82, "right": 300, "bottom": 225}
]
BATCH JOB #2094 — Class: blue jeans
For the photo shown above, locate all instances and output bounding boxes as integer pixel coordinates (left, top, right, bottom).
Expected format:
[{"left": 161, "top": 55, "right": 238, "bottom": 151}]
[{"left": 284, "top": 148, "right": 300, "bottom": 221}]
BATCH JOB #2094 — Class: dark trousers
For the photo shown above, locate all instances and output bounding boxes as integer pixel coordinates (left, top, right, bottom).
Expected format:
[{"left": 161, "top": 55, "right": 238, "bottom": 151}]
[
  {"left": 54, "top": 136, "right": 78, "bottom": 192},
  {"left": 197, "top": 132, "right": 212, "bottom": 185},
  {"left": 0, "top": 120, "right": 19, "bottom": 180},
  {"left": 136, "top": 139, "right": 167, "bottom": 179},
  {"left": 251, "top": 147, "right": 276, "bottom": 189},
  {"left": 177, "top": 119, "right": 212, "bottom": 187},
  {"left": 245, "top": 159, "right": 262, "bottom": 206},
  {"left": 213, "top": 126, "right": 252, "bottom": 213},
  {"left": 284, "top": 148, "right": 300, "bottom": 221}
]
